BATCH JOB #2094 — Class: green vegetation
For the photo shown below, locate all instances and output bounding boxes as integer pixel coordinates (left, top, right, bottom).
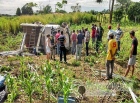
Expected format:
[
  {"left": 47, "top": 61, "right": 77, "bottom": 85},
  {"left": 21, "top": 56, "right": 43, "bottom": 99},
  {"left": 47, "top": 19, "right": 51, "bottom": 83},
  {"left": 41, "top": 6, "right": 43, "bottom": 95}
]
[
  {"left": 0, "top": 5, "right": 140, "bottom": 102},
  {"left": 0, "top": 12, "right": 96, "bottom": 34}
]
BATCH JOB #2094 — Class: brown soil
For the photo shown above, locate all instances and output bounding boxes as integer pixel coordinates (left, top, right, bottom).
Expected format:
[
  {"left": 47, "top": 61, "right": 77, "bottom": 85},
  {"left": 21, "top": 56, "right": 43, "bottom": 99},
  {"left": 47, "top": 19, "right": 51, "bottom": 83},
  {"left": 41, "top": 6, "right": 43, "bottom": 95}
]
[{"left": 0, "top": 52, "right": 139, "bottom": 103}]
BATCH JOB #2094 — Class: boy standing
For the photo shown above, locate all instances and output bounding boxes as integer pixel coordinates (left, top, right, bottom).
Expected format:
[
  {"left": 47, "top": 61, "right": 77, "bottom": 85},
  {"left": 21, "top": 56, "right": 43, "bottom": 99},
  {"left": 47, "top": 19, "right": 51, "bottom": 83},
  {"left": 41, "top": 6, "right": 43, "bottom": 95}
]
[{"left": 106, "top": 34, "right": 118, "bottom": 80}]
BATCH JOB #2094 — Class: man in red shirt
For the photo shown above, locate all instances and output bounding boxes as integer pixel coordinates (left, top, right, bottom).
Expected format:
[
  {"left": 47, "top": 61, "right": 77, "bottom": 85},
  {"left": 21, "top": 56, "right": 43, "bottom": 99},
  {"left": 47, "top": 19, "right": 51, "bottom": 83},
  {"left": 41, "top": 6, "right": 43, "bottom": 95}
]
[
  {"left": 71, "top": 30, "right": 77, "bottom": 55},
  {"left": 55, "top": 30, "right": 61, "bottom": 55}
]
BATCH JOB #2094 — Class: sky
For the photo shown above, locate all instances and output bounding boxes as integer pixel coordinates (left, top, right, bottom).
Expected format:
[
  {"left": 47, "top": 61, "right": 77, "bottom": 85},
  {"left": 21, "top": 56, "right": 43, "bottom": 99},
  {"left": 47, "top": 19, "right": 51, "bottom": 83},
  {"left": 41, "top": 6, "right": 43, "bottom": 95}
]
[{"left": 0, "top": 0, "right": 139, "bottom": 15}]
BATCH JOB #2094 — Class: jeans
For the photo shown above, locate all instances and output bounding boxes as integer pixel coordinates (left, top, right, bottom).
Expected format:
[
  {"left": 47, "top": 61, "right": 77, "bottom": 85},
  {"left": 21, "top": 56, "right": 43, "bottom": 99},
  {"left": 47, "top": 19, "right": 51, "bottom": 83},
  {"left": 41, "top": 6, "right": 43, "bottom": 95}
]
[
  {"left": 76, "top": 44, "right": 82, "bottom": 60},
  {"left": 106, "top": 60, "right": 114, "bottom": 79},
  {"left": 60, "top": 46, "right": 66, "bottom": 62},
  {"left": 86, "top": 42, "right": 89, "bottom": 56},
  {"left": 117, "top": 41, "right": 120, "bottom": 51},
  {"left": 96, "top": 40, "right": 99, "bottom": 52},
  {"left": 99, "top": 35, "right": 103, "bottom": 42},
  {"left": 56, "top": 43, "right": 60, "bottom": 55},
  {"left": 71, "top": 41, "right": 76, "bottom": 55}
]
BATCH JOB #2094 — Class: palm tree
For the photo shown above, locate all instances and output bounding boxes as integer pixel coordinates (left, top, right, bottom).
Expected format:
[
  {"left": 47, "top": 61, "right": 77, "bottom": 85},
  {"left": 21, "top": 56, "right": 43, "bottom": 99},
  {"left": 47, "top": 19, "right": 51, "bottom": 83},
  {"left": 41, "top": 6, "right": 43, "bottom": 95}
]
[
  {"left": 71, "top": 3, "right": 81, "bottom": 12},
  {"left": 62, "top": 0, "right": 67, "bottom": 11}
]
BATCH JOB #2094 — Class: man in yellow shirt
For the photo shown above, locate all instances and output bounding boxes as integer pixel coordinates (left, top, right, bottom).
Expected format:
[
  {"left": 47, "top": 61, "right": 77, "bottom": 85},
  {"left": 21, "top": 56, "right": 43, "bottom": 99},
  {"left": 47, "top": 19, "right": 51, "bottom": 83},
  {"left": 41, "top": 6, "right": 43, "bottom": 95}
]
[{"left": 106, "top": 34, "right": 118, "bottom": 80}]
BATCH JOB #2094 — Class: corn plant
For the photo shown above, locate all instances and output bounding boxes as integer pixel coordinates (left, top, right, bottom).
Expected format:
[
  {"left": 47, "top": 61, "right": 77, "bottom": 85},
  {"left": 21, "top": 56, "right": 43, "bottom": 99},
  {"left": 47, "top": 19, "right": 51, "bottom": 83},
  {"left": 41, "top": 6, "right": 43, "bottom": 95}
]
[
  {"left": 62, "top": 76, "right": 72, "bottom": 103},
  {"left": 6, "top": 75, "right": 19, "bottom": 102},
  {"left": 23, "top": 72, "right": 35, "bottom": 103},
  {"left": 6, "top": 74, "right": 14, "bottom": 92},
  {"left": 19, "top": 57, "right": 26, "bottom": 80},
  {"left": 42, "top": 61, "right": 54, "bottom": 103}
]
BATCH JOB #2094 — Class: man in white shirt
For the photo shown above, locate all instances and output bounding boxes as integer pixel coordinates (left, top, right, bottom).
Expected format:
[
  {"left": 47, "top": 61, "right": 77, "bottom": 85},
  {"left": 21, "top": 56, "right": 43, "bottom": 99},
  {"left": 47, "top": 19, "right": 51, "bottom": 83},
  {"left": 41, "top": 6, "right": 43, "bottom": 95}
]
[
  {"left": 115, "top": 23, "right": 123, "bottom": 51},
  {"left": 107, "top": 26, "right": 117, "bottom": 41}
]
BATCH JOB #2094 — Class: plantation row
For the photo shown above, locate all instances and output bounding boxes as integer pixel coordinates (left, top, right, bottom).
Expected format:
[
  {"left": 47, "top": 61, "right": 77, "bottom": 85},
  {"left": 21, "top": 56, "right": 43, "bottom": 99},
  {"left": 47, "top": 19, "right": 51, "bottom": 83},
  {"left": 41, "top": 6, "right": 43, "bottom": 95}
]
[
  {"left": 3, "top": 57, "right": 73, "bottom": 103},
  {"left": 0, "top": 12, "right": 96, "bottom": 34}
]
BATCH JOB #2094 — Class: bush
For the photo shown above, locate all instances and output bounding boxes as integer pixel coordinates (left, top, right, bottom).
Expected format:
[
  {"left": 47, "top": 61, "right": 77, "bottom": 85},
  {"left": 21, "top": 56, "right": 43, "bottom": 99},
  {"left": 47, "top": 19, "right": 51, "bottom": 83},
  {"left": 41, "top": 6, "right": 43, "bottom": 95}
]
[{"left": 71, "top": 60, "right": 80, "bottom": 66}]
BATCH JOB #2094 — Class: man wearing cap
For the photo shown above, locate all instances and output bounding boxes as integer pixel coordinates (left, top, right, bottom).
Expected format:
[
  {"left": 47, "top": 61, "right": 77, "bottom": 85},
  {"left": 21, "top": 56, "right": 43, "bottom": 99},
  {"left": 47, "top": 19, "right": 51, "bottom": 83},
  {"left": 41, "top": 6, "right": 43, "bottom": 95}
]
[
  {"left": 107, "top": 25, "right": 116, "bottom": 41},
  {"left": 106, "top": 34, "right": 118, "bottom": 80},
  {"left": 124, "top": 30, "right": 138, "bottom": 77}
]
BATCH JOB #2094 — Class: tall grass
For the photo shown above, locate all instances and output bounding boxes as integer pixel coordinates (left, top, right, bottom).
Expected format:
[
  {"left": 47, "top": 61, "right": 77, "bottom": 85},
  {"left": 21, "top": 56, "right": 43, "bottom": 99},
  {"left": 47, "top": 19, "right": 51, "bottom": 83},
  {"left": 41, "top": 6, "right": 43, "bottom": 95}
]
[{"left": 0, "top": 13, "right": 96, "bottom": 34}]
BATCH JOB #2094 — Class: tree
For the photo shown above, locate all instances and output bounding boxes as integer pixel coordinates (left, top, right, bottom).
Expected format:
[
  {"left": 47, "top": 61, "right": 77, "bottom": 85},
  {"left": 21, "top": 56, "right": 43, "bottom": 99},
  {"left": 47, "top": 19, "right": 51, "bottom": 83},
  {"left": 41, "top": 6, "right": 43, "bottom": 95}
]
[
  {"left": 43, "top": 5, "right": 52, "bottom": 14},
  {"left": 71, "top": 3, "right": 81, "bottom": 12},
  {"left": 109, "top": 0, "right": 115, "bottom": 23},
  {"left": 55, "top": 2, "right": 63, "bottom": 12},
  {"left": 96, "top": 0, "right": 103, "bottom": 3},
  {"left": 115, "top": 0, "right": 131, "bottom": 21},
  {"left": 62, "top": 0, "right": 67, "bottom": 11},
  {"left": 96, "top": 0, "right": 115, "bottom": 23},
  {"left": 113, "top": 8, "right": 123, "bottom": 22},
  {"left": 21, "top": 2, "right": 37, "bottom": 15},
  {"left": 127, "top": 2, "right": 140, "bottom": 22},
  {"left": 55, "top": 1, "right": 67, "bottom": 13},
  {"left": 56, "top": 10, "right": 67, "bottom": 13},
  {"left": 21, "top": 5, "right": 33, "bottom": 15},
  {"left": 90, "top": 10, "right": 98, "bottom": 15},
  {"left": 16, "top": 7, "right": 21, "bottom": 16}
]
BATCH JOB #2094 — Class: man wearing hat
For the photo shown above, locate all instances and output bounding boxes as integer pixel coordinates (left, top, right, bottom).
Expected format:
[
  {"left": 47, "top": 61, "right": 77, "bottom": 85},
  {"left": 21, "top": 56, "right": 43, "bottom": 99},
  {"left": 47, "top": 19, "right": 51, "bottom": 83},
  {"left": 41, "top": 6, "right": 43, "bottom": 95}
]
[
  {"left": 107, "top": 25, "right": 117, "bottom": 41},
  {"left": 106, "top": 33, "right": 118, "bottom": 80},
  {"left": 124, "top": 30, "right": 138, "bottom": 77}
]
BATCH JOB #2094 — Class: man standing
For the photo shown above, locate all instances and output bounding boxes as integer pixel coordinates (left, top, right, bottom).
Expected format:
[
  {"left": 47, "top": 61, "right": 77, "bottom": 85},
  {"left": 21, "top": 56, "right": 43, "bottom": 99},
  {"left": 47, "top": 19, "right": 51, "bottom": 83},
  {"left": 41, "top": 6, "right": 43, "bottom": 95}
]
[
  {"left": 50, "top": 35, "right": 56, "bottom": 60},
  {"left": 124, "top": 30, "right": 138, "bottom": 77},
  {"left": 58, "top": 31, "right": 67, "bottom": 63},
  {"left": 55, "top": 30, "right": 61, "bottom": 55},
  {"left": 106, "top": 34, "right": 118, "bottom": 80},
  {"left": 76, "top": 30, "right": 84, "bottom": 60},
  {"left": 85, "top": 28, "right": 90, "bottom": 56},
  {"left": 107, "top": 25, "right": 116, "bottom": 41},
  {"left": 115, "top": 23, "right": 123, "bottom": 51},
  {"left": 98, "top": 22, "right": 104, "bottom": 42},
  {"left": 91, "top": 25, "right": 96, "bottom": 47},
  {"left": 82, "top": 27, "right": 85, "bottom": 37},
  {"left": 71, "top": 30, "right": 77, "bottom": 55}
]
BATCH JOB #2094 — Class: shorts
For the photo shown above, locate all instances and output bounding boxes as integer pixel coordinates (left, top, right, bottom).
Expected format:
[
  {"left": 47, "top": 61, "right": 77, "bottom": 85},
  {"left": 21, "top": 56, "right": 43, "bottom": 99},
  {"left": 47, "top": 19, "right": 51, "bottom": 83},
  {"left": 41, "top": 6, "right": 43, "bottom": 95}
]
[
  {"left": 128, "top": 55, "right": 136, "bottom": 65},
  {"left": 46, "top": 47, "right": 51, "bottom": 53}
]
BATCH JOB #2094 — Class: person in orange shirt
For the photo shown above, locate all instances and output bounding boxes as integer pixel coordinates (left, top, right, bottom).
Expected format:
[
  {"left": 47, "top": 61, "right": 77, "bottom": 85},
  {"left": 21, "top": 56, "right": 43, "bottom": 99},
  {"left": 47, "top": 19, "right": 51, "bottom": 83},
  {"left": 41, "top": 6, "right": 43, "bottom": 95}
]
[{"left": 106, "top": 34, "right": 118, "bottom": 80}]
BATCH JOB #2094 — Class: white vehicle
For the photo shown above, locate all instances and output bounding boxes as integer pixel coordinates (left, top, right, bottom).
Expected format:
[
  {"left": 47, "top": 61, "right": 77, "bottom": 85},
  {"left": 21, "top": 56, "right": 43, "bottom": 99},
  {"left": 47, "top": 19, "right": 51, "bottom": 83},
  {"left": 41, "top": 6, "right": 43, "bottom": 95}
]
[{"left": 20, "top": 23, "right": 70, "bottom": 54}]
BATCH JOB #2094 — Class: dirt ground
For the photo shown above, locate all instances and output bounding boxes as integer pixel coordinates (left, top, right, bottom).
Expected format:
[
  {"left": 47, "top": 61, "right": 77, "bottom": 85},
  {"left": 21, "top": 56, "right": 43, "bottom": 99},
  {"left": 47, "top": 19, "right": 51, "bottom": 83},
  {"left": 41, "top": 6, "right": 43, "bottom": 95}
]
[{"left": 0, "top": 51, "right": 140, "bottom": 103}]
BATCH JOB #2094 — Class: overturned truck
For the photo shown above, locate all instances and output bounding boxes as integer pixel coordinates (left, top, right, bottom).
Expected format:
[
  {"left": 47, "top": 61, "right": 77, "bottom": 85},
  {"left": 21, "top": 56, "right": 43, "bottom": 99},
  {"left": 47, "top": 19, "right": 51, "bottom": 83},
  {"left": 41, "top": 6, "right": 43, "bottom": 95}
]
[{"left": 20, "top": 23, "right": 70, "bottom": 55}]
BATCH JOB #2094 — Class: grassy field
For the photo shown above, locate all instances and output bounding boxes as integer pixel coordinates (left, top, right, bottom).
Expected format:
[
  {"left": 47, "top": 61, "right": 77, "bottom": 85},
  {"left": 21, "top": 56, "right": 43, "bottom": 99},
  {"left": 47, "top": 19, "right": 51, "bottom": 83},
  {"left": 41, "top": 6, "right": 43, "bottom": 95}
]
[
  {"left": 0, "top": 12, "right": 96, "bottom": 34},
  {"left": 0, "top": 14, "right": 140, "bottom": 102}
]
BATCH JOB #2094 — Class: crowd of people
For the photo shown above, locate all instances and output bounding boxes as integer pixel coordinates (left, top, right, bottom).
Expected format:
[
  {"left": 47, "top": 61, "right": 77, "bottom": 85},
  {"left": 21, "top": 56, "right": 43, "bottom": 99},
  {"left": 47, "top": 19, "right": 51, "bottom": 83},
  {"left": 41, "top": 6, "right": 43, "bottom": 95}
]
[{"left": 45, "top": 23, "right": 138, "bottom": 80}]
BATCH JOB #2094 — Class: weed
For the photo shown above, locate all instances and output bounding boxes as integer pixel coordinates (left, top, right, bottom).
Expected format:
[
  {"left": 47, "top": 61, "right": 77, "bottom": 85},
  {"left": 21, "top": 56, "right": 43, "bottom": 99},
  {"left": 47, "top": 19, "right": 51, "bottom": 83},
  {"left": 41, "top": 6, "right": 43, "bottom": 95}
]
[{"left": 71, "top": 60, "right": 81, "bottom": 66}]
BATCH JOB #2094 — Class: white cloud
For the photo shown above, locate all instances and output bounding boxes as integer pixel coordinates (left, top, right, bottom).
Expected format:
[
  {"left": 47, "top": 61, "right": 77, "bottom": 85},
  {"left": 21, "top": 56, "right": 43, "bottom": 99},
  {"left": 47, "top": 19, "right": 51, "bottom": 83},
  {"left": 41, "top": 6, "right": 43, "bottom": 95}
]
[{"left": 0, "top": 0, "right": 139, "bottom": 15}]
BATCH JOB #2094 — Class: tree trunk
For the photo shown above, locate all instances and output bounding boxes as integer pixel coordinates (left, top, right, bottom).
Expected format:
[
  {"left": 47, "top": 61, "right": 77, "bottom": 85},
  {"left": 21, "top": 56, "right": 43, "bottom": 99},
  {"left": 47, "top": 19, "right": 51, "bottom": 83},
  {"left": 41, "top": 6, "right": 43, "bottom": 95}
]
[
  {"left": 109, "top": 0, "right": 115, "bottom": 24},
  {"left": 109, "top": 0, "right": 111, "bottom": 11}
]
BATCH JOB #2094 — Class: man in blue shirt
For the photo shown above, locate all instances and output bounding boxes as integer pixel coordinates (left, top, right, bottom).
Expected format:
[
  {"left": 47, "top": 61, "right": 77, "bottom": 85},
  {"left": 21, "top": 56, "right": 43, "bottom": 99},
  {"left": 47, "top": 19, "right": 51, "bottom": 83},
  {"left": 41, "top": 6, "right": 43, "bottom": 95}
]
[
  {"left": 58, "top": 31, "right": 67, "bottom": 63},
  {"left": 76, "top": 30, "right": 84, "bottom": 60}
]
